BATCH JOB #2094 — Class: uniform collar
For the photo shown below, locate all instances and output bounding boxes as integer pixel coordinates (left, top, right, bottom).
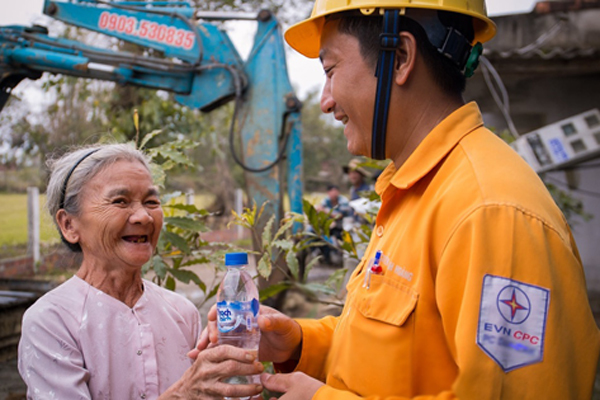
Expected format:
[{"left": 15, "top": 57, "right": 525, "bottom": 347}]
[{"left": 375, "top": 102, "right": 484, "bottom": 194}]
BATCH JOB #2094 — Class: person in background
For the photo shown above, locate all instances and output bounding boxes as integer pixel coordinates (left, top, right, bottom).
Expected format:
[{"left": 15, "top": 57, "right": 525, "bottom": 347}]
[
  {"left": 195, "top": 0, "right": 600, "bottom": 398},
  {"left": 315, "top": 184, "right": 353, "bottom": 265},
  {"left": 18, "top": 143, "right": 263, "bottom": 400},
  {"left": 316, "top": 184, "right": 353, "bottom": 219},
  {"left": 343, "top": 158, "right": 373, "bottom": 201},
  {"left": 343, "top": 158, "right": 376, "bottom": 225}
]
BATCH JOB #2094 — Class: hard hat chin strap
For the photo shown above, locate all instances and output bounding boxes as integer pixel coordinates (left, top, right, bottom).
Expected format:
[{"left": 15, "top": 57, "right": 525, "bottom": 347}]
[
  {"left": 371, "top": 9, "right": 482, "bottom": 160},
  {"left": 371, "top": 9, "right": 401, "bottom": 160}
]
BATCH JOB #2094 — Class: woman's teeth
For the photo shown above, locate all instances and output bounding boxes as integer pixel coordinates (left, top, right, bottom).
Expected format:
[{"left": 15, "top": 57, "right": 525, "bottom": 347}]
[{"left": 124, "top": 236, "right": 147, "bottom": 243}]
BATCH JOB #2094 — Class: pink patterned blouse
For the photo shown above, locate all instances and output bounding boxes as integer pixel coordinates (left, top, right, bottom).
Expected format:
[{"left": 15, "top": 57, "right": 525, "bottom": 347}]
[{"left": 18, "top": 276, "right": 201, "bottom": 400}]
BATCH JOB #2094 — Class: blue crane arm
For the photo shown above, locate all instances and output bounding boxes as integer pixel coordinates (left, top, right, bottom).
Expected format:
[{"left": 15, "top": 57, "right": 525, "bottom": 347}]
[
  {"left": 0, "top": 26, "right": 196, "bottom": 94},
  {"left": 44, "top": 0, "right": 202, "bottom": 64},
  {"left": 0, "top": 0, "right": 303, "bottom": 232},
  {"left": 0, "top": 24, "right": 242, "bottom": 112}
]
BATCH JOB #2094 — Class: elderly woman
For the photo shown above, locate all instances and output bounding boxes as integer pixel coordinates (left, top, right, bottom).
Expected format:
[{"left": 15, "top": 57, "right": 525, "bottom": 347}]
[{"left": 18, "top": 143, "right": 264, "bottom": 399}]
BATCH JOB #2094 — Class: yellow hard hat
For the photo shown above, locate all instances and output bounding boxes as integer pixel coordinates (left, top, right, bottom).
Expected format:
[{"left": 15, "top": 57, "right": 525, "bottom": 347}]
[{"left": 285, "top": 0, "right": 497, "bottom": 58}]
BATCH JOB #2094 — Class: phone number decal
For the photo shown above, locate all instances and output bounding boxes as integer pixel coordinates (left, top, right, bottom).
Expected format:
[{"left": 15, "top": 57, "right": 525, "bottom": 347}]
[{"left": 98, "top": 11, "right": 195, "bottom": 50}]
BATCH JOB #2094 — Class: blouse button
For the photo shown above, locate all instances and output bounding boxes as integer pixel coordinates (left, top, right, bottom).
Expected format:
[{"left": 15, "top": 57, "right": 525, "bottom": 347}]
[
  {"left": 141, "top": 394, "right": 146, "bottom": 399},
  {"left": 137, "top": 350, "right": 142, "bottom": 356},
  {"left": 376, "top": 225, "right": 384, "bottom": 237}
]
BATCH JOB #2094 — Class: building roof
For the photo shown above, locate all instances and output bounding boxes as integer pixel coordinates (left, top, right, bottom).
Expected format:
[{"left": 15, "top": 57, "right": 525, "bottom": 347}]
[{"left": 483, "top": 1, "right": 600, "bottom": 73}]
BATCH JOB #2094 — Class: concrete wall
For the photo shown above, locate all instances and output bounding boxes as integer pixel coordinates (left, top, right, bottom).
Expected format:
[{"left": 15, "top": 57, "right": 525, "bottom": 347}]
[
  {"left": 0, "top": 249, "right": 81, "bottom": 279},
  {"left": 0, "top": 256, "right": 34, "bottom": 279}
]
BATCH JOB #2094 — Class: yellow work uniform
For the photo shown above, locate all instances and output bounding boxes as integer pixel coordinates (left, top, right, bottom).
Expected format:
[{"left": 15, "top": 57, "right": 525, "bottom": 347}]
[{"left": 295, "top": 103, "right": 600, "bottom": 399}]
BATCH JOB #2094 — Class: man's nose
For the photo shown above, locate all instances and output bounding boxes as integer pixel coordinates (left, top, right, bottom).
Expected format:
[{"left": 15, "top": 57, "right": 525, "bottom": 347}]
[{"left": 320, "top": 79, "right": 335, "bottom": 114}]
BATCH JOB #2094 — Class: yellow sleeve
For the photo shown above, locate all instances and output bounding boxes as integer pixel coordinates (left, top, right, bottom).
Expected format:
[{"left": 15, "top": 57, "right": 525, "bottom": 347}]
[
  {"left": 305, "top": 205, "right": 599, "bottom": 400},
  {"left": 294, "top": 315, "right": 339, "bottom": 382},
  {"left": 435, "top": 205, "right": 600, "bottom": 399}
]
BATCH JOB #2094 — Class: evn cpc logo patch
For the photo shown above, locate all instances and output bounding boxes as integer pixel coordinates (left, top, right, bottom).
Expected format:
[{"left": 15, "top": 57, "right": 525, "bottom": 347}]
[{"left": 477, "top": 275, "right": 550, "bottom": 372}]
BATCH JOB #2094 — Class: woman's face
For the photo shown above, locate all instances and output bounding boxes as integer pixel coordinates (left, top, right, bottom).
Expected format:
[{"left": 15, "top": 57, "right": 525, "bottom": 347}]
[{"left": 70, "top": 160, "right": 163, "bottom": 271}]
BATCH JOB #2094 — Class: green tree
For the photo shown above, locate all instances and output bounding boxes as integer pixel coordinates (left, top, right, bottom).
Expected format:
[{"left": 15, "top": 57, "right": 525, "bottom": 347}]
[{"left": 1, "top": 0, "right": 313, "bottom": 197}]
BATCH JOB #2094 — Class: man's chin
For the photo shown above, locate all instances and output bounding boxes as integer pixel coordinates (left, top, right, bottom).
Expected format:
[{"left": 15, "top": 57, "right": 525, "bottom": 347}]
[{"left": 346, "top": 143, "right": 368, "bottom": 157}]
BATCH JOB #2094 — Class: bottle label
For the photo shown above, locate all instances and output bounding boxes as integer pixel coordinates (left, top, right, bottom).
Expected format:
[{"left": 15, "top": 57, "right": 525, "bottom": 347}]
[{"left": 217, "top": 299, "right": 259, "bottom": 333}]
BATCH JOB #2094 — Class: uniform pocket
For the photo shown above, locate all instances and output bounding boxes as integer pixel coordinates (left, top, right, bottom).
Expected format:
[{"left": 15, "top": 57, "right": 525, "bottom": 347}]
[{"left": 356, "top": 274, "right": 419, "bottom": 326}]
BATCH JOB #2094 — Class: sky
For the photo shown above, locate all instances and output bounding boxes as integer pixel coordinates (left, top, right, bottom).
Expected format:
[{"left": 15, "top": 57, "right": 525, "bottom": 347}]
[{"left": 1, "top": 0, "right": 538, "bottom": 101}]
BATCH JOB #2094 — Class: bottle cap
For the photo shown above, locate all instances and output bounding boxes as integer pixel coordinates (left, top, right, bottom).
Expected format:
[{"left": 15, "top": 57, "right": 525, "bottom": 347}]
[{"left": 225, "top": 252, "right": 248, "bottom": 266}]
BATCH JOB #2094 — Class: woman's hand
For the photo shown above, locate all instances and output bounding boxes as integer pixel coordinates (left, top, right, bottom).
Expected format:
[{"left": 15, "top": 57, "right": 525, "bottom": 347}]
[
  {"left": 162, "top": 345, "right": 264, "bottom": 399},
  {"left": 190, "top": 305, "right": 303, "bottom": 365}
]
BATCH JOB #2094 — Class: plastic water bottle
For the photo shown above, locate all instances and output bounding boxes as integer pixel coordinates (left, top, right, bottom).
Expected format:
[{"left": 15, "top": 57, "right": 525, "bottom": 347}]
[{"left": 217, "top": 252, "right": 260, "bottom": 399}]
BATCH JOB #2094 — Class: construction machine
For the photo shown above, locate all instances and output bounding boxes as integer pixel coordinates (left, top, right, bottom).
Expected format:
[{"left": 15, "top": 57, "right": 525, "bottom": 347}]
[{"left": 0, "top": 0, "right": 303, "bottom": 231}]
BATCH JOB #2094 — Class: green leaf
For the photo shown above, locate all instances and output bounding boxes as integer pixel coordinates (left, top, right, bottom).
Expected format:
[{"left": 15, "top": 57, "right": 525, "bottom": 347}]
[
  {"left": 364, "top": 190, "right": 382, "bottom": 202},
  {"left": 150, "top": 163, "right": 167, "bottom": 188},
  {"left": 256, "top": 201, "right": 268, "bottom": 224},
  {"left": 165, "top": 216, "right": 210, "bottom": 232},
  {"left": 339, "top": 231, "right": 357, "bottom": 259},
  {"left": 257, "top": 253, "right": 272, "bottom": 279},
  {"left": 152, "top": 146, "right": 195, "bottom": 167},
  {"left": 165, "top": 276, "right": 176, "bottom": 291},
  {"left": 172, "top": 257, "right": 183, "bottom": 269},
  {"left": 262, "top": 213, "right": 276, "bottom": 250},
  {"left": 273, "top": 218, "right": 295, "bottom": 241},
  {"left": 359, "top": 224, "right": 372, "bottom": 238},
  {"left": 303, "top": 199, "right": 318, "bottom": 226},
  {"left": 259, "top": 282, "right": 291, "bottom": 302},
  {"left": 165, "top": 203, "right": 210, "bottom": 215},
  {"left": 325, "top": 268, "right": 348, "bottom": 292},
  {"left": 142, "top": 259, "right": 152, "bottom": 275},
  {"left": 139, "top": 129, "right": 163, "bottom": 149},
  {"left": 298, "top": 282, "right": 336, "bottom": 296},
  {"left": 302, "top": 199, "right": 334, "bottom": 237},
  {"left": 152, "top": 255, "right": 168, "bottom": 280},
  {"left": 303, "top": 255, "right": 322, "bottom": 282},
  {"left": 157, "top": 229, "right": 168, "bottom": 252},
  {"left": 204, "top": 284, "right": 220, "bottom": 302},
  {"left": 167, "top": 139, "right": 200, "bottom": 149},
  {"left": 228, "top": 215, "right": 251, "bottom": 230},
  {"left": 162, "top": 230, "right": 191, "bottom": 254},
  {"left": 168, "top": 268, "right": 202, "bottom": 285},
  {"left": 181, "top": 257, "right": 211, "bottom": 267},
  {"left": 286, "top": 250, "right": 299, "bottom": 281},
  {"left": 160, "top": 159, "right": 177, "bottom": 171},
  {"left": 272, "top": 239, "right": 293, "bottom": 251}
]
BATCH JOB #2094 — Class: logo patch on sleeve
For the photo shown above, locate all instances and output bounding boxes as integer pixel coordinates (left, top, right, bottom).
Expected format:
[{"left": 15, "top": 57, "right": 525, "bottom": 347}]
[{"left": 477, "top": 274, "right": 550, "bottom": 372}]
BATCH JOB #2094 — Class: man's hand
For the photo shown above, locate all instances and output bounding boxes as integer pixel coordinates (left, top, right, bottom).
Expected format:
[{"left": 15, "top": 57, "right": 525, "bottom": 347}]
[
  {"left": 256, "top": 305, "right": 303, "bottom": 363},
  {"left": 260, "top": 372, "right": 323, "bottom": 400},
  {"left": 190, "top": 305, "right": 303, "bottom": 364}
]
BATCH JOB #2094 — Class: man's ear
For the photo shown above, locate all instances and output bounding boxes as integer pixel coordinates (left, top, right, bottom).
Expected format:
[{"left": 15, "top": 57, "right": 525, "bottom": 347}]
[
  {"left": 394, "top": 31, "right": 417, "bottom": 86},
  {"left": 56, "top": 209, "right": 80, "bottom": 245}
]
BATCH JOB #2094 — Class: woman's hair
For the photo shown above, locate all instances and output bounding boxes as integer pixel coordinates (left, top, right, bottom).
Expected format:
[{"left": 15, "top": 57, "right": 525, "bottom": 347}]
[{"left": 46, "top": 143, "right": 152, "bottom": 252}]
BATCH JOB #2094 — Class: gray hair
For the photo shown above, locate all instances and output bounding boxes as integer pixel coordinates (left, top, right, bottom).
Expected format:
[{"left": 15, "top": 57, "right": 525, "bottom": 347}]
[{"left": 46, "top": 143, "right": 153, "bottom": 252}]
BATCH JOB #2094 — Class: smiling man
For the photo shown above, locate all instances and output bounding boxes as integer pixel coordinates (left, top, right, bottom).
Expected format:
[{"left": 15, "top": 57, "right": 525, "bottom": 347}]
[
  {"left": 196, "top": 0, "right": 600, "bottom": 398},
  {"left": 238, "top": 0, "right": 600, "bottom": 399}
]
